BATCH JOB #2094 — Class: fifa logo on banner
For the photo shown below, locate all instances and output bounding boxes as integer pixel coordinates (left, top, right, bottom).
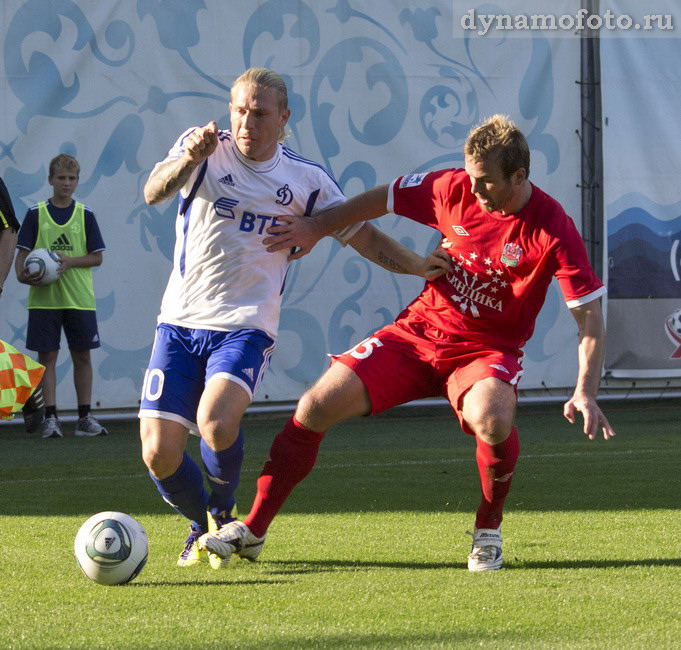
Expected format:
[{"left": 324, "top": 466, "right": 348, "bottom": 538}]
[{"left": 664, "top": 309, "right": 681, "bottom": 359}]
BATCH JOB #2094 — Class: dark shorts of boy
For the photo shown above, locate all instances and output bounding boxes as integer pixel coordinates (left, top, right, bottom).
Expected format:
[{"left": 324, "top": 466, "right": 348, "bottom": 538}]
[{"left": 26, "top": 309, "right": 100, "bottom": 352}]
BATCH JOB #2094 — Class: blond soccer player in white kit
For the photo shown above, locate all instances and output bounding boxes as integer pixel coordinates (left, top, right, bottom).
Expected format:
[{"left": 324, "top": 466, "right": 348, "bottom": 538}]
[{"left": 139, "top": 67, "right": 451, "bottom": 568}]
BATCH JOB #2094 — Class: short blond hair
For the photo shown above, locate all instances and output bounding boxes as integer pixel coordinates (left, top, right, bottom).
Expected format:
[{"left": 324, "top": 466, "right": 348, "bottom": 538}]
[
  {"left": 49, "top": 154, "right": 80, "bottom": 178},
  {"left": 232, "top": 67, "right": 288, "bottom": 109},
  {"left": 465, "top": 115, "right": 530, "bottom": 179}
]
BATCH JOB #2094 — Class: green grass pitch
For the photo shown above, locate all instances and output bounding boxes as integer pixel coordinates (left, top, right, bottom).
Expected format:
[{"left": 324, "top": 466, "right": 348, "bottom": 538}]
[{"left": 0, "top": 400, "right": 679, "bottom": 648}]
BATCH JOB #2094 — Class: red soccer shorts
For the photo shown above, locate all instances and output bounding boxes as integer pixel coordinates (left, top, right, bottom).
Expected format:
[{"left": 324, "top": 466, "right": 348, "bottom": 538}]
[{"left": 332, "top": 321, "right": 523, "bottom": 435}]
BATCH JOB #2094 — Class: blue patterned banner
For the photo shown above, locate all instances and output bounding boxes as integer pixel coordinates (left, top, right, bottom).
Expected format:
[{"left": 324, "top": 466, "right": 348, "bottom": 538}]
[
  {"left": 603, "top": 36, "right": 681, "bottom": 377},
  {"left": 0, "top": 0, "right": 582, "bottom": 408}
]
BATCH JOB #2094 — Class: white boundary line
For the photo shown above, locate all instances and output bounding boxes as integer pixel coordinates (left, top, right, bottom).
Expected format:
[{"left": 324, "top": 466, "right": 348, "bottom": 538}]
[{"left": 0, "top": 449, "right": 658, "bottom": 485}]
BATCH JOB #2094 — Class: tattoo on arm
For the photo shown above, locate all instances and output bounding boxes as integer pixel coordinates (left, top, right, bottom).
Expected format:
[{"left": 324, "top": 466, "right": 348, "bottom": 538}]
[
  {"left": 377, "top": 250, "right": 407, "bottom": 273},
  {"left": 144, "top": 158, "right": 198, "bottom": 204}
]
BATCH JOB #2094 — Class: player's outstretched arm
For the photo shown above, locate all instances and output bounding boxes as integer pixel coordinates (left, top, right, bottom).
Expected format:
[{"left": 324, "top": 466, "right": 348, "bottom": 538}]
[
  {"left": 564, "top": 299, "right": 616, "bottom": 440},
  {"left": 0, "top": 226, "right": 17, "bottom": 294},
  {"left": 144, "top": 121, "right": 219, "bottom": 205},
  {"left": 264, "top": 185, "right": 391, "bottom": 260},
  {"left": 347, "top": 223, "right": 452, "bottom": 279}
]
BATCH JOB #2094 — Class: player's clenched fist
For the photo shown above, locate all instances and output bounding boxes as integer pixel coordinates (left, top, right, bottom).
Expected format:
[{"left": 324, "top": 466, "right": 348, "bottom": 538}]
[{"left": 183, "top": 121, "right": 219, "bottom": 163}]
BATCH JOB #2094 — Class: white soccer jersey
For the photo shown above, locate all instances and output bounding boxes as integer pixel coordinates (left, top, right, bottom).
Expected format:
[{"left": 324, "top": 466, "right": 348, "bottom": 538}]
[{"left": 155, "top": 129, "right": 360, "bottom": 339}]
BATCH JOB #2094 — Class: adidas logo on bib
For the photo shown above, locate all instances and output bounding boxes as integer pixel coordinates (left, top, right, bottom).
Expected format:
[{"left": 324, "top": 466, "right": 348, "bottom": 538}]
[{"left": 50, "top": 234, "right": 73, "bottom": 252}]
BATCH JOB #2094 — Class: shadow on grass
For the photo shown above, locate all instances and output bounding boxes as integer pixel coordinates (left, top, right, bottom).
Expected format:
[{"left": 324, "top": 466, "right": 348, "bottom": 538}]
[
  {"left": 129, "top": 578, "right": 291, "bottom": 587},
  {"left": 2, "top": 402, "right": 680, "bottom": 516},
  {"left": 504, "top": 557, "right": 681, "bottom": 570},
  {"left": 259, "top": 556, "right": 681, "bottom": 574},
  {"left": 264, "top": 559, "right": 462, "bottom": 574}
]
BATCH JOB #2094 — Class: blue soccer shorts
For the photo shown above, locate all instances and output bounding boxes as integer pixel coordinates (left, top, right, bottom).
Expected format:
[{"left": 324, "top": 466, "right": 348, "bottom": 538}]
[
  {"left": 138, "top": 324, "right": 275, "bottom": 431},
  {"left": 26, "top": 308, "right": 100, "bottom": 352}
]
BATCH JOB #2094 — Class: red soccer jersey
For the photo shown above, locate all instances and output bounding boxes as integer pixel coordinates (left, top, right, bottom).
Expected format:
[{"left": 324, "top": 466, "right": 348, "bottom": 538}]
[{"left": 388, "top": 169, "right": 605, "bottom": 352}]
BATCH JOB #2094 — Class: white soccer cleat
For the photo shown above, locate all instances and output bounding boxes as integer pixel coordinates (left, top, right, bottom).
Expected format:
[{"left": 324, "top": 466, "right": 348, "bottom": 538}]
[
  {"left": 198, "top": 520, "right": 265, "bottom": 562},
  {"left": 467, "top": 526, "right": 503, "bottom": 572}
]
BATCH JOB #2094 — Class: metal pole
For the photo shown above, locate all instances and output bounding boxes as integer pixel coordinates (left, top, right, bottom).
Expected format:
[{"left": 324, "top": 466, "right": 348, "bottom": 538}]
[{"left": 579, "top": 0, "right": 604, "bottom": 278}]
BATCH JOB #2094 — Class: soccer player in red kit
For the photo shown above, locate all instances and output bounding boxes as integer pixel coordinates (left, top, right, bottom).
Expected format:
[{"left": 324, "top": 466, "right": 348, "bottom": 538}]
[{"left": 199, "top": 115, "right": 616, "bottom": 571}]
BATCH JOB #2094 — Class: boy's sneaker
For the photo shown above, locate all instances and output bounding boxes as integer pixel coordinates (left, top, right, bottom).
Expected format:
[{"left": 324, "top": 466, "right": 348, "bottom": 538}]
[
  {"left": 467, "top": 527, "right": 503, "bottom": 572},
  {"left": 177, "top": 528, "right": 208, "bottom": 567},
  {"left": 75, "top": 414, "right": 109, "bottom": 437},
  {"left": 41, "top": 416, "right": 63, "bottom": 438},
  {"left": 198, "top": 521, "right": 265, "bottom": 563},
  {"left": 22, "top": 382, "right": 45, "bottom": 434},
  {"left": 206, "top": 506, "right": 238, "bottom": 569}
]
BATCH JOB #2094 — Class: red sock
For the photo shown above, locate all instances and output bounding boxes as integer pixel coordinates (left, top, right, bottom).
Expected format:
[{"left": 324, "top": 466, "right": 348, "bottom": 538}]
[
  {"left": 474, "top": 427, "right": 520, "bottom": 530},
  {"left": 243, "top": 415, "right": 325, "bottom": 537}
]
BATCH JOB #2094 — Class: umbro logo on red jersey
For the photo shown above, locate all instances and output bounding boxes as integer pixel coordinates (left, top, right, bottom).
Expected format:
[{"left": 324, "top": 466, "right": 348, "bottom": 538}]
[
  {"left": 452, "top": 225, "right": 470, "bottom": 236},
  {"left": 399, "top": 173, "right": 427, "bottom": 188}
]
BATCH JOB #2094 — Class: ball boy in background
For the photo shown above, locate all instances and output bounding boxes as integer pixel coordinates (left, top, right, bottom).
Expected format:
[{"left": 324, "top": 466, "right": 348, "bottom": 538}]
[{"left": 15, "top": 154, "right": 107, "bottom": 438}]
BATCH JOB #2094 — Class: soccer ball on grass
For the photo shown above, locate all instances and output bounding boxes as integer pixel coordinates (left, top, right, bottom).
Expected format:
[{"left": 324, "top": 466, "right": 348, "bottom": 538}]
[
  {"left": 24, "top": 248, "right": 61, "bottom": 285},
  {"left": 74, "top": 512, "right": 148, "bottom": 585}
]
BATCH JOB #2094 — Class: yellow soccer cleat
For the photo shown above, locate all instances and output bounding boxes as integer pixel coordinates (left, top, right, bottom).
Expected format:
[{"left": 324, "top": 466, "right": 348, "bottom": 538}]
[
  {"left": 177, "top": 528, "right": 208, "bottom": 567},
  {"left": 206, "top": 506, "right": 238, "bottom": 569}
]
